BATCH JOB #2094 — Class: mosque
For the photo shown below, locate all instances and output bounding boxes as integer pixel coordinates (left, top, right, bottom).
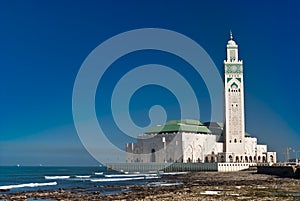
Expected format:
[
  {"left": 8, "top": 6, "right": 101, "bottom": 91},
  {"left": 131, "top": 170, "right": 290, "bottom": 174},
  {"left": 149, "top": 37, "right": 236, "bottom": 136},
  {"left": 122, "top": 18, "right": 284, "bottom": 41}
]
[{"left": 125, "top": 33, "right": 276, "bottom": 165}]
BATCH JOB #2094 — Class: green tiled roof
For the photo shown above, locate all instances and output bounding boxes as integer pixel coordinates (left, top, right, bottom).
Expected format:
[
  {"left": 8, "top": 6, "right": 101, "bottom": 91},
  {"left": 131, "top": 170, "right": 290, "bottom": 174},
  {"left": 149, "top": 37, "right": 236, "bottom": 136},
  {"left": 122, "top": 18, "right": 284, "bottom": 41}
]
[
  {"left": 165, "top": 119, "right": 203, "bottom": 126},
  {"left": 145, "top": 119, "right": 251, "bottom": 137},
  {"left": 145, "top": 119, "right": 211, "bottom": 134}
]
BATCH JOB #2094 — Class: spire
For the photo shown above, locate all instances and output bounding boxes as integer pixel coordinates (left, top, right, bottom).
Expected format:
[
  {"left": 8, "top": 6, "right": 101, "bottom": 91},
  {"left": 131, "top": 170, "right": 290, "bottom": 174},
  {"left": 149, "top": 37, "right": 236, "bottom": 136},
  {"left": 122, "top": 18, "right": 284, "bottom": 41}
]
[{"left": 227, "top": 30, "right": 237, "bottom": 46}]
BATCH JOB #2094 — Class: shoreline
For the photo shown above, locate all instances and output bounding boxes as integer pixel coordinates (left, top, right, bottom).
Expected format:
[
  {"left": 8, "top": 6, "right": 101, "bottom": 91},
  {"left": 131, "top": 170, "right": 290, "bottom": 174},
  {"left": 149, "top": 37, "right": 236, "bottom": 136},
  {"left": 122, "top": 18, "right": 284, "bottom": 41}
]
[{"left": 1, "top": 171, "right": 300, "bottom": 200}]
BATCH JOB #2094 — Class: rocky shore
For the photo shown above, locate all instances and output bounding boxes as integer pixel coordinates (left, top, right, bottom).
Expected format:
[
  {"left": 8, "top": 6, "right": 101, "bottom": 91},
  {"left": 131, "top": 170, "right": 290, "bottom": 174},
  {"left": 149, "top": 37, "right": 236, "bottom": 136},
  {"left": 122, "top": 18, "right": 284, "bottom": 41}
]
[{"left": 1, "top": 171, "right": 300, "bottom": 200}]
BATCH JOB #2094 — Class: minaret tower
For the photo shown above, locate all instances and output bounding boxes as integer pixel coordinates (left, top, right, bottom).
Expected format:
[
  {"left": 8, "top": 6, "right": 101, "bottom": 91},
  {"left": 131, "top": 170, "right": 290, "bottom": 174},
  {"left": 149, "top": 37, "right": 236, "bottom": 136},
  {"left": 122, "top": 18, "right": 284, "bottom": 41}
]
[{"left": 224, "top": 32, "right": 245, "bottom": 161}]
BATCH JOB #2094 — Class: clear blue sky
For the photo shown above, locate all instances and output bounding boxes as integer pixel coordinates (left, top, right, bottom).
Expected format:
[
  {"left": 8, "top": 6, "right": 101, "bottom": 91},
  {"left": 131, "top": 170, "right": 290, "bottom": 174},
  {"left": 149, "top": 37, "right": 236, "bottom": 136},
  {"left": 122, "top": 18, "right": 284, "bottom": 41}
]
[{"left": 1, "top": 0, "right": 299, "bottom": 166}]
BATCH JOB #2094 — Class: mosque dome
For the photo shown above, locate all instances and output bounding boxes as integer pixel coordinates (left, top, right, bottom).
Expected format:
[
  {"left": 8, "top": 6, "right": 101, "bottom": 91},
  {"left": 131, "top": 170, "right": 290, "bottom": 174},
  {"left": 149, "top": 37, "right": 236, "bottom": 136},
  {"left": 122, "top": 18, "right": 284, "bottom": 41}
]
[
  {"left": 227, "top": 39, "right": 236, "bottom": 46},
  {"left": 227, "top": 31, "right": 237, "bottom": 46}
]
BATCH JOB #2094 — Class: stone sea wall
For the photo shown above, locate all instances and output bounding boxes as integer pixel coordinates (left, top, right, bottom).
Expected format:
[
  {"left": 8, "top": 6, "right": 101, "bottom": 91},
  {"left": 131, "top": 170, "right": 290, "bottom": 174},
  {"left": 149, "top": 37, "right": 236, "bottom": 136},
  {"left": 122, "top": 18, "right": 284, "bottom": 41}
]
[{"left": 257, "top": 165, "right": 299, "bottom": 178}]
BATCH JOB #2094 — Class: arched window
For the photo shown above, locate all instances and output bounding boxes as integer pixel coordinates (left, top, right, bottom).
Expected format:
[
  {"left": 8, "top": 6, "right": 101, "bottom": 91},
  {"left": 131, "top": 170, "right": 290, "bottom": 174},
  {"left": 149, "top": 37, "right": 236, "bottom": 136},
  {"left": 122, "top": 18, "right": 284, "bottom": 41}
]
[
  {"left": 236, "top": 156, "right": 239, "bottom": 163},
  {"left": 234, "top": 139, "right": 237, "bottom": 143},
  {"left": 151, "top": 149, "right": 156, "bottom": 162}
]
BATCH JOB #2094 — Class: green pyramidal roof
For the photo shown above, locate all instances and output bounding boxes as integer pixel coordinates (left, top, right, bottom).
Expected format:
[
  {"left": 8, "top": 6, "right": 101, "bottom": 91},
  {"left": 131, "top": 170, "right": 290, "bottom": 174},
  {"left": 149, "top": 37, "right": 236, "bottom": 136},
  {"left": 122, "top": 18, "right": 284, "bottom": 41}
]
[{"left": 145, "top": 119, "right": 212, "bottom": 134}]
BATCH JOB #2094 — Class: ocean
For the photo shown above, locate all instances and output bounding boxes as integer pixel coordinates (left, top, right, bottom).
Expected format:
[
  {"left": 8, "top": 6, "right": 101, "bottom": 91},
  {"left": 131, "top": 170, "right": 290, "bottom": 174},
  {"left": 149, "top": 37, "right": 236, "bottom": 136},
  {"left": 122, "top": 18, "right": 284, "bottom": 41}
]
[{"left": 0, "top": 166, "right": 169, "bottom": 195}]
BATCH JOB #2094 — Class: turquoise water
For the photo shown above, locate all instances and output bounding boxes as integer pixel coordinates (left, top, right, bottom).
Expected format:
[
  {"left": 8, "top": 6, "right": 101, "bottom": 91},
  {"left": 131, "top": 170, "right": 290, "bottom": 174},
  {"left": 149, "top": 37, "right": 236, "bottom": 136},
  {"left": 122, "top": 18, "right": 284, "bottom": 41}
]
[{"left": 0, "top": 166, "right": 156, "bottom": 194}]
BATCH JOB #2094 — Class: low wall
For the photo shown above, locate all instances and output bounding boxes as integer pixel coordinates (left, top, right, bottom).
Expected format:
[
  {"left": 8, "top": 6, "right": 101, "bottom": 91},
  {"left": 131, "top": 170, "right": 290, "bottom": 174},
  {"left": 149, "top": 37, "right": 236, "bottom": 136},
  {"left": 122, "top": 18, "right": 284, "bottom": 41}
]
[
  {"left": 106, "top": 162, "right": 218, "bottom": 172},
  {"left": 218, "top": 163, "right": 256, "bottom": 172},
  {"left": 106, "top": 162, "right": 257, "bottom": 172},
  {"left": 257, "top": 166, "right": 298, "bottom": 178},
  {"left": 296, "top": 167, "right": 300, "bottom": 179}
]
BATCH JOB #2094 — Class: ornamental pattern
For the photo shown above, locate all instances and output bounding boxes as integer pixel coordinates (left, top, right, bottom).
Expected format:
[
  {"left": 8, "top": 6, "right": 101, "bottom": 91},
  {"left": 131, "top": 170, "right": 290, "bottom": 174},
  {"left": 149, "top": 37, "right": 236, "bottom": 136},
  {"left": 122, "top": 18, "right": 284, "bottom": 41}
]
[{"left": 225, "top": 64, "right": 242, "bottom": 74}]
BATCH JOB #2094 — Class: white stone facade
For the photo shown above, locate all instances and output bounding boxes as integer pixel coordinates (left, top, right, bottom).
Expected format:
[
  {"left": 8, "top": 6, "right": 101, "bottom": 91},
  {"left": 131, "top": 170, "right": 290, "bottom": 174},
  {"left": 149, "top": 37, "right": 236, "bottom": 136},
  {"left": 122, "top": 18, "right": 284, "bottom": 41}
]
[{"left": 126, "top": 131, "right": 276, "bottom": 164}]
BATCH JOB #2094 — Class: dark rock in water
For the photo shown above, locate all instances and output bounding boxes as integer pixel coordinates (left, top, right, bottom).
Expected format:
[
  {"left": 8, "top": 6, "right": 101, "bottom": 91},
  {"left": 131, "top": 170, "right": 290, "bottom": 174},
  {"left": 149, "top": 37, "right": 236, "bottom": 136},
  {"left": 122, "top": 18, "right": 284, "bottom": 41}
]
[{"left": 0, "top": 189, "right": 10, "bottom": 192}]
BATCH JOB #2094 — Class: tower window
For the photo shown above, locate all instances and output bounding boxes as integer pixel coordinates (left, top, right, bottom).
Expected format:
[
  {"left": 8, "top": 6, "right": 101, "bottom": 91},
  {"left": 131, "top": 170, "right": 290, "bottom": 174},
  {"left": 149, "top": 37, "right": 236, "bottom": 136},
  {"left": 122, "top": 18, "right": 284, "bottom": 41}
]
[{"left": 234, "top": 139, "right": 237, "bottom": 143}]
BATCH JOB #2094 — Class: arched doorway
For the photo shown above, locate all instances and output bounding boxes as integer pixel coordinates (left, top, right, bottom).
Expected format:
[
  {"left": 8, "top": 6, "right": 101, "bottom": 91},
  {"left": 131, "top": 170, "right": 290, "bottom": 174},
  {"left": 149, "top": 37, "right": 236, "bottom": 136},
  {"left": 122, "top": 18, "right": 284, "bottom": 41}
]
[
  {"left": 245, "top": 156, "right": 248, "bottom": 163},
  {"left": 249, "top": 156, "right": 252, "bottom": 163},
  {"left": 270, "top": 155, "right": 274, "bottom": 163},
  {"left": 229, "top": 155, "right": 233, "bottom": 162},
  {"left": 205, "top": 156, "right": 209, "bottom": 163},
  {"left": 151, "top": 149, "right": 156, "bottom": 162},
  {"left": 211, "top": 156, "right": 215, "bottom": 162},
  {"left": 262, "top": 156, "right": 266, "bottom": 163},
  {"left": 220, "top": 155, "right": 225, "bottom": 162}
]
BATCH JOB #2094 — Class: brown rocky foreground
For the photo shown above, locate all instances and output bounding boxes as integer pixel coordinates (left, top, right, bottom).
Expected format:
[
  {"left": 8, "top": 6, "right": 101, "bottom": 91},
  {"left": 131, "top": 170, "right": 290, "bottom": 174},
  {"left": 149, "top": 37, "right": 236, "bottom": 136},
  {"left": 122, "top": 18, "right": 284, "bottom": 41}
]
[{"left": 1, "top": 171, "right": 300, "bottom": 200}]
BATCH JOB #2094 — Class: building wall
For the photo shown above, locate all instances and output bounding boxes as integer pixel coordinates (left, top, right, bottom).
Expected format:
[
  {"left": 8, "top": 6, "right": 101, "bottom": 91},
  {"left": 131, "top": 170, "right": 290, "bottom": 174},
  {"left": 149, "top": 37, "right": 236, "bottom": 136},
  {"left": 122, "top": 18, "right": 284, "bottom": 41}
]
[
  {"left": 126, "top": 133, "right": 183, "bottom": 163},
  {"left": 182, "top": 133, "right": 222, "bottom": 163}
]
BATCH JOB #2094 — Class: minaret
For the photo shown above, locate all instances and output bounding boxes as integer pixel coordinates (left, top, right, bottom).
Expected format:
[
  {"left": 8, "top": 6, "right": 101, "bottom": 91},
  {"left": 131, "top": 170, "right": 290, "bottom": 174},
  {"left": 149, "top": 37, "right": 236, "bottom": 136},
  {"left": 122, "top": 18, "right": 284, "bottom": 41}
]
[{"left": 224, "top": 32, "right": 245, "bottom": 161}]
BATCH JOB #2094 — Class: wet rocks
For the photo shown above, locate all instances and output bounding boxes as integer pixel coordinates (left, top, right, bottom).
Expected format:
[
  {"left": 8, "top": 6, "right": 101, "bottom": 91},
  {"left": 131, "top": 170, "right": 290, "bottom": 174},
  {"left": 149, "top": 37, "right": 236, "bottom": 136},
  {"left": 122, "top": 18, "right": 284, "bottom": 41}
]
[{"left": 1, "top": 171, "right": 300, "bottom": 200}]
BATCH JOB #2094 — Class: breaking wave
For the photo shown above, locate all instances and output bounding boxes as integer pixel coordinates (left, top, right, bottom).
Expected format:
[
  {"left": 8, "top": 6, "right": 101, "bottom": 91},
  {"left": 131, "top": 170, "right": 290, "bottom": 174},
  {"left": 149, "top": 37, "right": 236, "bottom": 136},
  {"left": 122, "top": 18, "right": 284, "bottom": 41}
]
[
  {"left": 91, "top": 175, "right": 160, "bottom": 182},
  {"left": 45, "top": 176, "right": 70, "bottom": 179},
  {"left": 75, "top": 175, "right": 91, "bottom": 178},
  {"left": 0, "top": 182, "right": 57, "bottom": 190}
]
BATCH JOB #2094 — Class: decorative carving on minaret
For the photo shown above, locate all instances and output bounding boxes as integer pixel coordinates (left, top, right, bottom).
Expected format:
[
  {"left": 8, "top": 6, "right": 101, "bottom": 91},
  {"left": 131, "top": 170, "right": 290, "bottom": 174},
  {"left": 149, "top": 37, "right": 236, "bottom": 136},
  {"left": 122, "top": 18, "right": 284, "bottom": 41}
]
[{"left": 224, "top": 32, "right": 245, "bottom": 158}]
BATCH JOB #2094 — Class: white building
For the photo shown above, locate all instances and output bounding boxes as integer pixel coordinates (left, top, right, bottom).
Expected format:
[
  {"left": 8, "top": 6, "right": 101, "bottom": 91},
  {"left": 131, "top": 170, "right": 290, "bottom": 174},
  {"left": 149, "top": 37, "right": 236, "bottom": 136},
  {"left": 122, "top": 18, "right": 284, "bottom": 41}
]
[{"left": 126, "top": 33, "right": 276, "bottom": 165}]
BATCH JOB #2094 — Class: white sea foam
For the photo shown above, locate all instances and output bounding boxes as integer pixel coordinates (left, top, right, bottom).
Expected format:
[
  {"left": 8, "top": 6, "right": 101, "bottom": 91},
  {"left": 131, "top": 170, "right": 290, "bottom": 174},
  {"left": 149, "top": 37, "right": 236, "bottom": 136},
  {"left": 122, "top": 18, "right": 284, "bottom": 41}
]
[
  {"left": 161, "top": 172, "right": 188, "bottom": 175},
  {"left": 0, "top": 182, "right": 57, "bottom": 190},
  {"left": 91, "top": 174, "right": 161, "bottom": 182},
  {"left": 90, "top": 177, "right": 145, "bottom": 182},
  {"left": 94, "top": 172, "right": 103, "bottom": 175},
  {"left": 75, "top": 175, "right": 91, "bottom": 178},
  {"left": 147, "top": 182, "right": 183, "bottom": 187},
  {"left": 200, "top": 191, "right": 220, "bottom": 195},
  {"left": 144, "top": 176, "right": 161, "bottom": 179},
  {"left": 45, "top": 176, "right": 70, "bottom": 179}
]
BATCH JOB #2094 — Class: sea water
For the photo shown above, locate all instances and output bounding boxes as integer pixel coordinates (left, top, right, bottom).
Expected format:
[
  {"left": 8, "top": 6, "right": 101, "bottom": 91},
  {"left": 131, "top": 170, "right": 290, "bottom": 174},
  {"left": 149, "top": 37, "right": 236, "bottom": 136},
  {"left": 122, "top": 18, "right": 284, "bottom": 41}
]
[{"left": 0, "top": 166, "right": 163, "bottom": 194}]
